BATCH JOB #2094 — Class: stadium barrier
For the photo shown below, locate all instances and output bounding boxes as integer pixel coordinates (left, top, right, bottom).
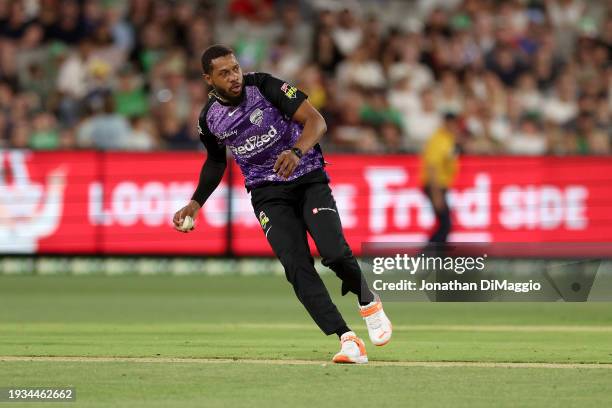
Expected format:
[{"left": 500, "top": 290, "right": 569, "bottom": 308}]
[{"left": 1, "top": 150, "right": 611, "bottom": 256}]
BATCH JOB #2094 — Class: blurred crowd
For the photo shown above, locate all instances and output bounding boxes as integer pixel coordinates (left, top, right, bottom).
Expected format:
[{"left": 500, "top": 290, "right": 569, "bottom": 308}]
[{"left": 0, "top": 0, "right": 610, "bottom": 155}]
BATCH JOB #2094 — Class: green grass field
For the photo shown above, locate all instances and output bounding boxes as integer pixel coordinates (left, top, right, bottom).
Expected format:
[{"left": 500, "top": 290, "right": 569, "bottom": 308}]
[{"left": 1, "top": 274, "right": 611, "bottom": 407}]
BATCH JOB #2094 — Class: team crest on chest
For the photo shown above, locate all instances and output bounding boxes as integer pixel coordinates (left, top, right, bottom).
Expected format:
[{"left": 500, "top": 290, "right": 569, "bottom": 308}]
[{"left": 250, "top": 108, "right": 264, "bottom": 126}]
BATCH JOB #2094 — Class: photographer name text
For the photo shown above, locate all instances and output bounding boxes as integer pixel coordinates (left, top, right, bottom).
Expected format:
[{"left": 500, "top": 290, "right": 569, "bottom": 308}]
[{"left": 373, "top": 279, "right": 542, "bottom": 293}]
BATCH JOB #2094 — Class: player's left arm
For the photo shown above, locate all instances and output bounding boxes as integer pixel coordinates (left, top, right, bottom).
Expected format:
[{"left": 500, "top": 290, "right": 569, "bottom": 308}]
[{"left": 274, "top": 100, "right": 327, "bottom": 178}]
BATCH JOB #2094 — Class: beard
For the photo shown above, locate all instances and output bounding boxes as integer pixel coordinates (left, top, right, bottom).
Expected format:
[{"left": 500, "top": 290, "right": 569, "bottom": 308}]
[{"left": 214, "top": 85, "right": 244, "bottom": 105}]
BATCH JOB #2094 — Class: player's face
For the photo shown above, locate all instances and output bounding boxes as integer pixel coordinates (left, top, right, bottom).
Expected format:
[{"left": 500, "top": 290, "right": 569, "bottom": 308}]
[{"left": 205, "top": 54, "right": 243, "bottom": 102}]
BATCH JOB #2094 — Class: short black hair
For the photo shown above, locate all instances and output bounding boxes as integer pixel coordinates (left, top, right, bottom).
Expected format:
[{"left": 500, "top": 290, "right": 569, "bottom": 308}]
[{"left": 201, "top": 45, "right": 235, "bottom": 74}]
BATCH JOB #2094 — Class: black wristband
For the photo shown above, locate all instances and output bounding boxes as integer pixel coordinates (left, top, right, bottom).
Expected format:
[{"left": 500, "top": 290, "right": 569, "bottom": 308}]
[{"left": 291, "top": 147, "right": 303, "bottom": 159}]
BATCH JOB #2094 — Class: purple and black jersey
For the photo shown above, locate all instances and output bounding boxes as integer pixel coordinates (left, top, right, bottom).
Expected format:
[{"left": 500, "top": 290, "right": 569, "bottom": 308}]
[{"left": 197, "top": 73, "right": 325, "bottom": 189}]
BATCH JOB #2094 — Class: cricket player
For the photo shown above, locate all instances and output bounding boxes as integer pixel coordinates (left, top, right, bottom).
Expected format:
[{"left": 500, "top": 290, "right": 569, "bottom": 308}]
[{"left": 173, "top": 45, "right": 392, "bottom": 364}]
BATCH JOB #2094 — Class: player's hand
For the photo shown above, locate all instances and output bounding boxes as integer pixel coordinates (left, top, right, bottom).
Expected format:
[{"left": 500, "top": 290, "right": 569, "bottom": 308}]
[
  {"left": 274, "top": 150, "right": 300, "bottom": 179},
  {"left": 172, "top": 200, "right": 201, "bottom": 233}
]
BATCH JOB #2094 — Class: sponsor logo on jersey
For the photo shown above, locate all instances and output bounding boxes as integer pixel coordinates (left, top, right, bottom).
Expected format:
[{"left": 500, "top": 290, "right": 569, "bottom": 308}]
[
  {"left": 312, "top": 207, "right": 337, "bottom": 214},
  {"left": 217, "top": 130, "right": 238, "bottom": 140},
  {"left": 280, "top": 82, "right": 298, "bottom": 99},
  {"left": 249, "top": 108, "right": 263, "bottom": 126},
  {"left": 259, "top": 211, "right": 270, "bottom": 229},
  {"left": 228, "top": 125, "right": 278, "bottom": 157}
]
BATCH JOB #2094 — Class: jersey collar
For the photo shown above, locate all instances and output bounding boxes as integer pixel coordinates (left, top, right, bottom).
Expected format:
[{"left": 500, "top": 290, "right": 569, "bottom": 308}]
[{"left": 209, "top": 83, "right": 246, "bottom": 107}]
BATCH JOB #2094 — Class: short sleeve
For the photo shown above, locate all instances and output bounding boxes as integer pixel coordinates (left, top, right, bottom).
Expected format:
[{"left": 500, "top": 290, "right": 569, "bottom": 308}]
[{"left": 248, "top": 73, "right": 308, "bottom": 118}]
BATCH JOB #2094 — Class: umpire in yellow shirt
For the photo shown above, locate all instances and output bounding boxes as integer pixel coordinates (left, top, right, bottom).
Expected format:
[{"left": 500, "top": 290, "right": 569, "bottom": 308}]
[{"left": 420, "top": 113, "right": 460, "bottom": 243}]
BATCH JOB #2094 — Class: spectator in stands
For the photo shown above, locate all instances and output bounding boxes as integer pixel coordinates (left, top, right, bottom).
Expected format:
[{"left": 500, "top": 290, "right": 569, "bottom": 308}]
[
  {"left": 76, "top": 93, "right": 130, "bottom": 150},
  {"left": 30, "top": 112, "right": 60, "bottom": 150},
  {"left": 0, "top": 0, "right": 607, "bottom": 154},
  {"left": 404, "top": 88, "right": 443, "bottom": 151},
  {"left": 506, "top": 113, "right": 549, "bottom": 155}
]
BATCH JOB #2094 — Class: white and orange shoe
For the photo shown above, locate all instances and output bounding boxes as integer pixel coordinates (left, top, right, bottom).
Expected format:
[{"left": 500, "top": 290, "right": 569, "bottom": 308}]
[
  {"left": 360, "top": 296, "right": 392, "bottom": 346},
  {"left": 332, "top": 331, "right": 368, "bottom": 364}
]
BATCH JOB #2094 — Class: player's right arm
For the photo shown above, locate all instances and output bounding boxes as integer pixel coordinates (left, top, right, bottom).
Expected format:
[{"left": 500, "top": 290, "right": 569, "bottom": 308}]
[{"left": 173, "top": 117, "right": 227, "bottom": 233}]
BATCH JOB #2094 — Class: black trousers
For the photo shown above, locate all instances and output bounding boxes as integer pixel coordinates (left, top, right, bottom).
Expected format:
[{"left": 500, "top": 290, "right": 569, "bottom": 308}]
[
  {"left": 423, "top": 185, "right": 451, "bottom": 243},
  {"left": 250, "top": 170, "right": 371, "bottom": 335}
]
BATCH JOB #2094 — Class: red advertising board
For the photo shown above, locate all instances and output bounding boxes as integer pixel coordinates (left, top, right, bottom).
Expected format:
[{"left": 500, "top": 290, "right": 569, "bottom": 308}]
[
  {"left": 1, "top": 151, "right": 611, "bottom": 255},
  {"left": 231, "top": 155, "right": 612, "bottom": 255},
  {"left": 1, "top": 151, "right": 226, "bottom": 255}
]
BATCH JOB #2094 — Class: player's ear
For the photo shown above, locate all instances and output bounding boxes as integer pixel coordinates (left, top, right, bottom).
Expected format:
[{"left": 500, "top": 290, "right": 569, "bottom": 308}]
[{"left": 203, "top": 73, "right": 212, "bottom": 86}]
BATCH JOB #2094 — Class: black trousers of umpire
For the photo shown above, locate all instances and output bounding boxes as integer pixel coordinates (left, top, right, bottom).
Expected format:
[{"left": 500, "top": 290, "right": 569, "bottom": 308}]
[
  {"left": 250, "top": 169, "right": 370, "bottom": 335},
  {"left": 423, "top": 185, "right": 451, "bottom": 243}
]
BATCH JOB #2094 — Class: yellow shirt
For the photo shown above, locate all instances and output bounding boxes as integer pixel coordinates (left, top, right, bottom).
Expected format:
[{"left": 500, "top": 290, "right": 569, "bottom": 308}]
[{"left": 420, "top": 127, "right": 458, "bottom": 188}]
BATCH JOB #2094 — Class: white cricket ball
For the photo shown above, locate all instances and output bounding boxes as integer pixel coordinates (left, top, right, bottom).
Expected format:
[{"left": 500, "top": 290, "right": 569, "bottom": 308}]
[{"left": 181, "top": 215, "right": 194, "bottom": 231}]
